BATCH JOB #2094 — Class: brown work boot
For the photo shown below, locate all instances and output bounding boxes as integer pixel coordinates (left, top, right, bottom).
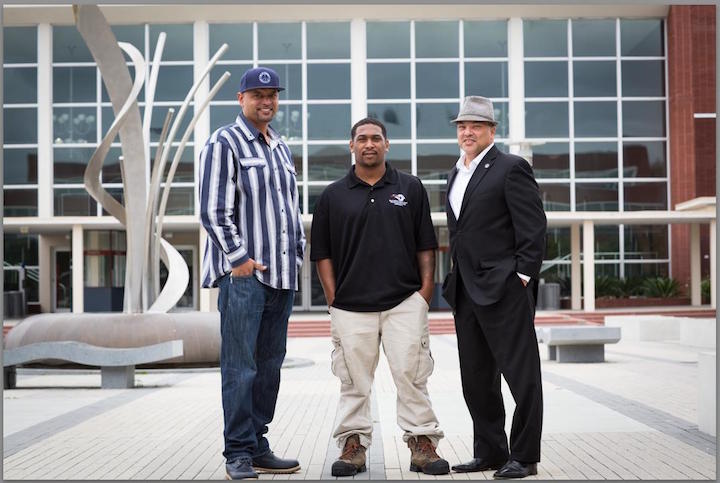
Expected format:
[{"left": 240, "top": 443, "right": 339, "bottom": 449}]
[
  {"left": 331, "top": 434, "right": 366, "bottom": 477},
  {"left": 408, "top": 435, "right": 450, "bottom": 475}
]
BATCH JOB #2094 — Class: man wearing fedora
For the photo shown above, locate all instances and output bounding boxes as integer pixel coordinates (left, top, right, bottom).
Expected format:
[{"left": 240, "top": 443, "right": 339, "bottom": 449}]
[
  {"left": 199, "top": 66, "right": 305, "bottom": 480},
  {"left": 442, "top": 96, "right": 546, "bottom": 479}
]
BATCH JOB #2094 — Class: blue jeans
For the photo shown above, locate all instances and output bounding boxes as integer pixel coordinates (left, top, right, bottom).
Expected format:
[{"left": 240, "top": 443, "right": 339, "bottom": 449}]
[{"left": 217, "top": 273, "right": 295, "bottom": 462}]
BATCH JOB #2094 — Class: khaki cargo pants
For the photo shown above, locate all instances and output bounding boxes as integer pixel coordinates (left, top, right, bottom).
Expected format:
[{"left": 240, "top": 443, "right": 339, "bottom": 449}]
[{"left": 329, "top": 291, "right": 444, "bottom": 449}]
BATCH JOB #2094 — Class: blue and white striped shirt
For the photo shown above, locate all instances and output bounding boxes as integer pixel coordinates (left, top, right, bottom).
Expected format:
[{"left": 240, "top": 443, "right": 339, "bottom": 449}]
[{"left": 199, "top": 113, "right": 305, "bottom": 290}]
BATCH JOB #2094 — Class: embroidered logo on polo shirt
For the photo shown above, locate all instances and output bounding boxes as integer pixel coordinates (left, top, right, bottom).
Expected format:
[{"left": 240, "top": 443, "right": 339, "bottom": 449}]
[
  {"left": 258, "top": 71, "right": 271, "bottom": 83},
  {"left": 389, "top": 194, "right": 408, "bottom": 207}
]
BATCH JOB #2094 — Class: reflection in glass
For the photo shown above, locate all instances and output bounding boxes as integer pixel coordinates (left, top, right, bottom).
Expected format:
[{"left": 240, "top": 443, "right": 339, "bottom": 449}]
[
  {"left": 54, "top": 188, "right": 96, "bottom": 216},
  {"left": 573, "top": 61, "right": 616, "bottom": 97},
  {"left": 417, "top": 144, "right": 457, "bottom": 181},
  {"left": 5, "top": 27, "right": 37, "bottom": 63},
  {"left": 154, "top": 65, "right": 194, "bottom": 102},
  {"left": 623, "top": 141, "right": 666, "bottom": 177},
  {"left": 574, "top": 102, "right": 617, "bottom": 137},
  {"left": 111, "top": 25, "right": 145, "bottom": 51},
  {"left": 624, "top": 262, "right": 669, "bottom": 279},
  {"left": 531, "top": 143, "right": 569, "bottom": 179},
  {"left": 54, "top": 147, "right": 94, "bottom": 183},
  {"left": 464, "top": 21, "right": 508, "bottom": 57},
  {"left": 424, "top": 183, "right": 448, "bottom": 212},
  {"left": 3, "top": 233, "right": 39, "bottom": 265},
  {"left": 595, "top": 263, "right": 620, "bottom": 278},
  {"left": 289, "top": 144, "right": 303, "bottom": 178},
  {"left": 4, "top": 189, "right": 37, "bottom": 217},
  {"left": 492, "top": 102, "right": 510, "bottom": 139},
  {"left": 4, "top": 68, "right": 37, "bottom": 103},
  {"left": 464, "top": 62, "right": 508, "bottom": 99},
  {"left": 307, "top": 64, "right": 351, "bottom": 99},
  {"left": 307, "top": 22, "right": 350, "bottom": 59},
  {"left": 211, "top": 63, "right": 253, "bottom": 101},
  {"left": 594, "top": 225, "right": 620, "bottom": 259},
  {"left": 210, "top": 24, "right": 253, "bottom": 60},
  {"left": 416, "top": 103, "right": 458, "bottom": 139},
  {"left": 572, "top": 19, "right": 615, "bottom": 56},
  {"left": 6, "top": 108, "right": 38, "bottom": 144},
  {"left": 524, "top": 62, "right": 568, "bottom": 97},
  {"left": 575, "top": 142, "right": 618, "bottom": 178},
  {"left": 415, "top": 21, "right": 458, "bottom": 58},
  {"left": 367, "top": 22, "right": 411, "bottom": 58},
  {"left": 416, "top": 62, "right": 459, "bottom": 99},
  {"left": 53, "top": 26, "right": 93, "bottom": 62},
  {"left": 625, "top": 225, "right": 668, "bottom": 259},
  {"left": 622, "top": 101, "right": 665, "bottom": 137},
  {"left": 576, "top": 182, "right": 618, "bottom": 211},
  {"left": 258, "top": 23, "right": 301, "bottom": 59},
  {"left": 367, "top": 103, "right": 411, "bottom": 139},
  {"left": 525, "top": 102, "right": 568, "bottom": 138},
  {"left": 367, "top": 63, "right": 411, "bottom": 99},
  {"left": 165, "top": 187, "right": 195, "bottom": 215},
  {"left": 308, "top": 145, "right": 350, "bottom": 182},
  {"left": 621, "top": 19, "right": 664, "bottom": 56},
  {"left": 622, "top": 60, "right": 665, "bottom": 97},
  {"left": 308, "top": 104, "right": 351, "bottom": 140},
  {"left": 538, "top": 183, "right": 570, "bottom": 211},
  {"left": 4, "top": 148, "right": 38, "bottom": 184},
  {"left": 53, "top": 107, "right": 96, "bottom": 144},
  {"left": 545, "top": 227, "right": 570, "bottom": 260},
  {"left": 54, "top": 66, "right": 96, "bottom": 103},
  {"left": 624, "top": 182, "right": 667, "bottom": 211},
  {"left": 524, "top": 20, "right": 567, "bottom": 57},
  {"left": 265, "top": 63, "right": 302, "bottom": 101},
  {"left": 150, "top": 24, "right": 193, "bottom": 61},
  {"left": 273, "top": 104, "right": 303, "bottom": 140},
  {"left": 386, "top": 144, "right": 412, "bottom": 174}
]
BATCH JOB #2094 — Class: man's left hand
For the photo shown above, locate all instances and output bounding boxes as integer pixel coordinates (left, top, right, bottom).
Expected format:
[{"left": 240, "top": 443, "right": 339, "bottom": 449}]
[{"left": 418, "top": 286, "right": 433, "bottom": 305}]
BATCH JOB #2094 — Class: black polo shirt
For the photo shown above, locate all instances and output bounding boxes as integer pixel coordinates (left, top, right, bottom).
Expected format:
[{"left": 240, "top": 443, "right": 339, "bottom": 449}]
[{"left": 310, "top": 163, "right": 438, "bottom": 312}]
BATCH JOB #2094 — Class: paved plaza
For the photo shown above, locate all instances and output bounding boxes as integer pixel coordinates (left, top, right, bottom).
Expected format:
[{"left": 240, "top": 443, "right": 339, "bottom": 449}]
[{"left": 3, "top": 320, "right": 717, "bottom": 480}]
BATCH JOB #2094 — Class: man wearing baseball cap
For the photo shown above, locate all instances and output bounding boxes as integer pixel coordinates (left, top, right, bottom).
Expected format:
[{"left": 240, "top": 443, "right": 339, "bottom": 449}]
[
  {"left": 442, "top": 96, "right": 547, "bottom": 479},
  {"left": 199, "top": 66, "right": 305, "bottom": 480}
]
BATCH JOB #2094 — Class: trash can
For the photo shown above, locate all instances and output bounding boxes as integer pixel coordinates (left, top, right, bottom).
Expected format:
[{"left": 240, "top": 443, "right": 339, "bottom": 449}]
[
  {"left": 3, "top": 291, "right": 26, "bottom": 318},
  {"left": 541, "top": 283, "right": 561, "bottom": 310}
]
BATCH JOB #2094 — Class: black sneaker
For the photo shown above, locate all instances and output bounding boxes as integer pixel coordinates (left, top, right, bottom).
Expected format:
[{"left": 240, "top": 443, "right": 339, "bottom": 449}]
[
  {"left": 252, "top": 451, "right": 301, "bottom": 474},
  {"left": 225, "top": 457, "right": 258, "bottom": 480}
]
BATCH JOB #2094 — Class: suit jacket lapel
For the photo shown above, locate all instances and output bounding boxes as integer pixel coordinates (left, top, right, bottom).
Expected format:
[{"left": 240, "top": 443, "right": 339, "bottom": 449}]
[
  {"left": 457, "top": 145, "right": 498, "bottom": 222},
  {"left": 446, "top": 166, "right": 459, "bottom": 224}
]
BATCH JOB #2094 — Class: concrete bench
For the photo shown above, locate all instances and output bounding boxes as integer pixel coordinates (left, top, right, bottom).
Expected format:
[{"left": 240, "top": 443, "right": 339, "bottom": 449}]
[
  {"left": 3, "top": 340, "right": 183, "bottom": 389},
  {"left": 698, "top": 351, "right": 716, "bottom": 436},
  {"left": 537, "top": 326, "right": 621, "bottom": 363}
]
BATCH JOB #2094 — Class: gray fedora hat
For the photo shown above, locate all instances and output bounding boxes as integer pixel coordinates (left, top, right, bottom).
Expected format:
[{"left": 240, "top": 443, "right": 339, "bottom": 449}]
[{"left": 451, "top": 95, "right": 498, "bottom": 125}]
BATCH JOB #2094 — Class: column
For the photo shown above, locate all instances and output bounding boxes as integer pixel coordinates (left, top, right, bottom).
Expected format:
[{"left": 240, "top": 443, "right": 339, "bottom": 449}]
[
  {"left": 690, "top": 223, "right": 701, "bottom": 305},
  {"left": 38, "top": 235, "right": 52, "bottom": 312},
  {"left": 582, "top": 220, "right": 595, "bottom": 311},
  {"left": 507, "top": 18, "right": 525, "bottom": 156},
  {"left": 570, "top": 223, "right": 581, "bottom": 310},
  {"left": 711, "top": 220, "right": 716, "bottom": 308},
  {"left": 37, "top": 24, "right": 53, "bottom": 217},
  {"left": 72, "top": 224, "right": 84, "bottom": 313},
  {"left": 350, "top": 19, "right": 367, "bottom": 123}
]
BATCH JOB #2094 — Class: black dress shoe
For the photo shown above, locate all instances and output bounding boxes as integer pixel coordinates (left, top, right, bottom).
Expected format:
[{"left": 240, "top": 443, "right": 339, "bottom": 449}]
[
  {"left": 451, "top": 458, "right": 506, "bottom": 473},
  {"left": 493, "top": 460, "right": 537, "bottom": 479},
  {"left": 251, "top": 451, "right": 300, "bottom": 474}
]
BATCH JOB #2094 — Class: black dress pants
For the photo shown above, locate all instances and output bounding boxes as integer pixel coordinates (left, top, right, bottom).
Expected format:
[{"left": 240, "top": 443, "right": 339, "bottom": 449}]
[{"left": 454, "top": 273, "right": 543, "bottom": 463}]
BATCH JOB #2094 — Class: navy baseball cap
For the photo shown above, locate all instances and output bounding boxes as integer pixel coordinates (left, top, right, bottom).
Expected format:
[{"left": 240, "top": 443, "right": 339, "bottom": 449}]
[{"left": 239, "top": 67, "right": 285, "bottom": 93}]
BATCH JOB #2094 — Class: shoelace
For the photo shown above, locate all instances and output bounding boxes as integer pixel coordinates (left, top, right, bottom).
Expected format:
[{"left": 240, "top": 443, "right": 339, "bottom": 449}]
[
  {"left": 340, "top": 441, "right": 361, "bottom": 460},
  {"left": 414, "top": 438, "right": 437, "bottom": 457}
]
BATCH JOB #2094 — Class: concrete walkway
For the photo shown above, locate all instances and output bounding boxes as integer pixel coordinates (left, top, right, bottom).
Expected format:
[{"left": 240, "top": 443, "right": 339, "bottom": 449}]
[{"left": 3, "top": 334, "right": 716, "bottom": 480}]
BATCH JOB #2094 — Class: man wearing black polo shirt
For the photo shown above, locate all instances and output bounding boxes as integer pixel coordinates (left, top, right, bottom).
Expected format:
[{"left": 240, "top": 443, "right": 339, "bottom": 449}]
[{"left": 310, "top": 118, "right": 449, "bottom": 477}]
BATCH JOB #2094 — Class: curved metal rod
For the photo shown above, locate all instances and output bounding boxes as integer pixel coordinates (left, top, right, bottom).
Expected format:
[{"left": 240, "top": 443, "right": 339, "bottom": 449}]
[
  {"left": 142, "top": 32, "right": 166, "bottom": 150},
  {"left": 84, "top": 41, "right": 146, "bottom": 225},
  {"left": 147, "top": 238, "right": 190, "bottom": 313}
]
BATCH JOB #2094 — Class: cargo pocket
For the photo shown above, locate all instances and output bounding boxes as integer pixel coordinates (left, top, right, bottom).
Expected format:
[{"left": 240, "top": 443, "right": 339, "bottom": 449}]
[
  {"left": 414, "top": 336, "right": 435, "bottom": 384},
  {"left": 330, "top": 339, "right": 353, "bottom": 385}
]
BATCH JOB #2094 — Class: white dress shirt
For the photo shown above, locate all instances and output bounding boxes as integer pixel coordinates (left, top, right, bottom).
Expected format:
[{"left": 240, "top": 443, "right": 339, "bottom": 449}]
[{"left": 448, "top": 142, "right": 530, "bottom": 284}]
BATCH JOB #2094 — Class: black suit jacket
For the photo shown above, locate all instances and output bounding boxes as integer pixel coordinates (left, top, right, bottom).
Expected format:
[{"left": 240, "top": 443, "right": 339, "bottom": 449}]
[{"left": 442, "top": 145, "right": 547, "bottom": 308}]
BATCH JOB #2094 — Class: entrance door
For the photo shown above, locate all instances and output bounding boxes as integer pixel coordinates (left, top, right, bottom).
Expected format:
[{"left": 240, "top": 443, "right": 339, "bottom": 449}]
[{"left": 52, "top": 248, "right": 72, "bottom": 312}]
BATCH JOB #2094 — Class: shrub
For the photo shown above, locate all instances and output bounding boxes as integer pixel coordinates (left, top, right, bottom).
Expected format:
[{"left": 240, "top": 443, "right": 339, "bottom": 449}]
[
  {"left": 595, "top": 275, "right": 623, "bottom": 298},
  {"left": 641, "top": 277, "right": 681, "bottom": 298},
  {"left": 701, "top": 278, "right": 711, "bottom": 304},
  {"left": 619, "top": 277, "right": 645, "bottom": 297}
]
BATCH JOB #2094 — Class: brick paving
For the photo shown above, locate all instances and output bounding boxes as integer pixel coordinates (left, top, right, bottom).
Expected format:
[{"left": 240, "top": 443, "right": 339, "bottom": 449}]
[{"left": 3, "top": 332, "right": 716, "bottom": 480}]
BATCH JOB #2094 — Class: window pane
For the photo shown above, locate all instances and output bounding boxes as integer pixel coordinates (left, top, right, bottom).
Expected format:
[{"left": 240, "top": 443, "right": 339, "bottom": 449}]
[
  {"left": 572, "top": 19, "right": 615, "bottom": 56},
  {"left": 3, "top": 234, "right": 39, "bottom": 265},
  {"left": 210, "top": 105, "right": 242, "bottom": 134},
  {"left": 308, "top": 185, "right": 328, "bottom": 215},
  {"left": 367, "top": 22, "right": 410, "bottom": 58},
  {"left": 4, "top": 189, "right": 37, "bottom": 216},
  {"left": 308, "top": 145, "right": 349, "bottom": 181},
  {"left": 531, "top": 143, "right": 569, "bottom": 179},
  {"left": 625, "top": 225, "right": 668, "bottom": 259},
  {"left": 417, "top": 143, "right": 457, "bottom": 181},
  {"left": 415, "top": 21, "right": 458, "bottom": 58},
  {"left": 525, "top": 61, "right": 567, "bottom": 97},
  {"left": 148, "top": 144, "right": 195, "bottom": 183},
  {"left": 464, "top": 62, "right": 508, "bottom": 98},
  {"left": 154, "top": 65, "right": 194, "bottom": 102},
  {"left": 623, "top": 141, "right": 666, "bottom": 177},
  {"left": 574, "top": 101, "right": 617, "bottom": 137},
  {"left": 424, "top": 183, "right": 448, "bottom": 212},
  {"left": 622, "top": 60, "right": 665, "bottom": 97},
  {"left": 148, "top": 105, "right": 191, "bottom": 142},
  {"left": 53, "top": 107, "right": 96, "bottom": 144},
  {"left": 575, "top": 142, "right": 618, "bottom": 178},
  {"left": 624, "top": 182, "right": 667, "bottom": 210},
  {"left": 4, "top": 148, "right": 38, "bottom": 184},
  {"left": 622, "top": 101, "right": 665, "bottom": 137},
  {"left": 53, "top": 26, "right": 93, "bottom": 62},
  {"left": 54, "top": 66, "right": 96, "bottom": 103},
  {"left": 538, "top": 183, "right": 570, "bottom": 211},
  {"left": 524, "top": 20, "right": 567, "bottom": 57},
  {"left": 150, "top": 24, "right": 193, "bottom": 61},
  {"left": 289, "top": 144, "right": 303, "bottom": 178},
  {"left": 211, "top": 63, "right": 253, "bottom": 101},
  {"left": 624, "top": 262, "right": 668, "bottom": 278},
  {"left": 367, "top": 63, "right": 411, "bottom": 99},
  {"left": 4, "top": 68, "right": 37, "bottom": 103},
  {"left": 576, "top": 182, "right": 618, "bottom": 211},
  {"left": 416, "top": 102, "right": 458, "bottom": 139},
  {"left": 385, "top": 143, "right": 412, "bottom": 174},
  {"left": 104, "top": 147, "right": 124, "bottom": 184},
  {"left": 416, "top": 62, "right": 459, "bottom": 99},
  {"left": 111, "top": 25, "right": 145, "bottom": 52},
  {"left": 257, "top": 23, "right": 301, "bottom": 59},
  {"left": 101, "top": 65, "right": 142, "bottom": 102},
  {"left": 6, "top": 108, "right": 38, "bottom": 144},
  {"left": 54, "top": 147, "right": 94, "bottom": 183},
  {"left": 5, "top": 27, "right": 37, "bottom": 63},
  {"left": 525, "top": 102, "right": 568, "bottom": 138},
  {"left": 621, "top": 19, "right": 664, "bottom": 56},
  {"left": 307, "top": 64, "right": 351, "bottom": 99},
  {"left": 464, "top": 21, "right": 508, "bottom": 57},
  {"left": 574, "top": 61, "right": 616, "bottom": 97},
  {"left": 545, "top": 227, "right": 570, "bottom": 260},
  {"left": 492, "top": 102, "right": 509, "bottom": 139},
  {"left": 595, "top": 225, "right": 620, "bottom": 259},
  {"left": 274, "top": 104, "right": 303, "bottom": 140},
  {"left": 103, "top": 187, "right": 124, "bottom": 217},
  {"left": 210, "top": 23, "right": 253, "bottom": 60},
  {"left": 307, "top": 104, "right": 350, "bottom": 140},
  {"left": 307, "top": 22, "right": 350, "bottom": 59},
  {"left": 367, "top": 103, "right": 411, "bottom": 139},
  {"left": 54, "top": 189, "right": 96, "bottom": 216},
  {"left": 595, "top": 263, "right": 620, "bottom": 277},
  {"left": 165, "top": 187, "right": 195, "bottom": 215}
]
